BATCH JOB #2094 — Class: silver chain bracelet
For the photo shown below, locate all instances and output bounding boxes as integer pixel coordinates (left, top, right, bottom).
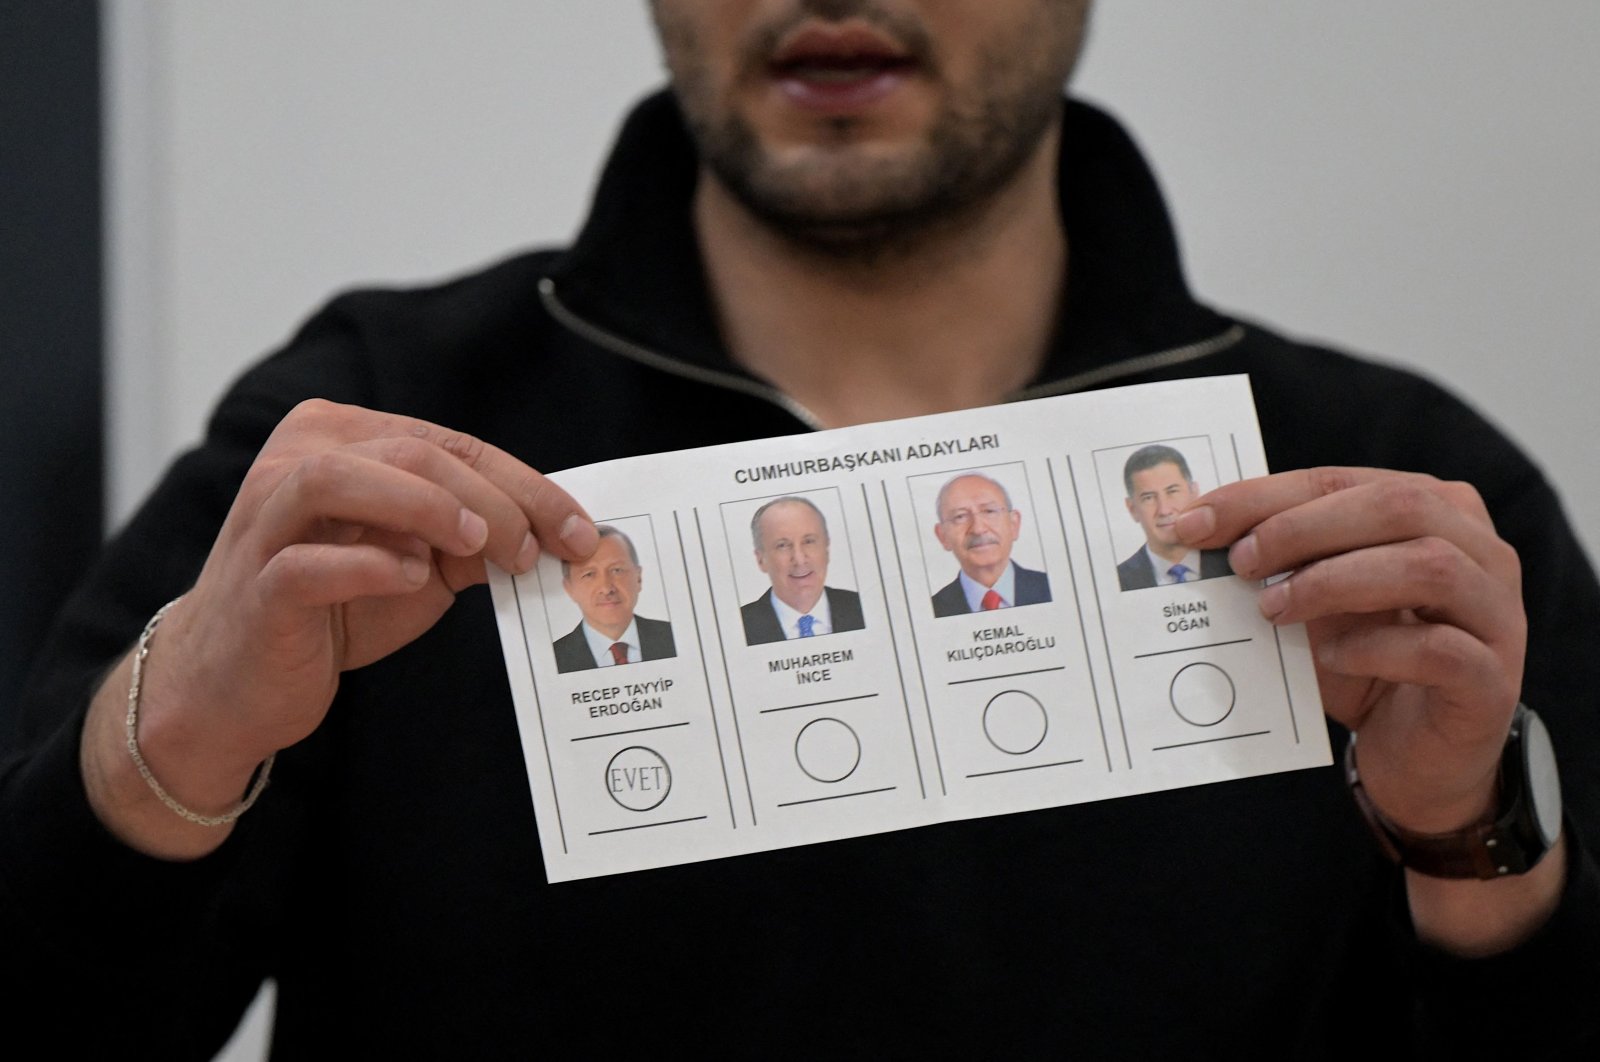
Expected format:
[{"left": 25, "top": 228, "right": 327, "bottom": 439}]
[{"left": 124, "top": 597, "right": 275, "bottom": 826}]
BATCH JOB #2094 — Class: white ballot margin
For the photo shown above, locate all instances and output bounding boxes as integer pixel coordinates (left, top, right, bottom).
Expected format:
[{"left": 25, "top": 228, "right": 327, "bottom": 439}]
[{"left": 489, "top": 375, "right": 1330, "bottom": 882}]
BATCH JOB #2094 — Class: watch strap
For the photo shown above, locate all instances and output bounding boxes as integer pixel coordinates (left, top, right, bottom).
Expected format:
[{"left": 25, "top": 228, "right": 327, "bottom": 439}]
[{"left": 1345, "top": 705, "right": 1547, "bottom": 880}]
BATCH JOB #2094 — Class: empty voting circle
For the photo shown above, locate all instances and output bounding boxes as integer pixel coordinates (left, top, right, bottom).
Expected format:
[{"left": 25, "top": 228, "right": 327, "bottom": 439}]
[
  {"left": 605, "top": 746, "right": 672, "bottom": 812},
  {"left": 795, "top": 717, "right": 861, "bottom": 783},
  {"left": 982, "top": 690, "right": 1049, "bottom": 755},
  {"left": 1169, "top": 663, "right": 1236, "bottom": 727}
]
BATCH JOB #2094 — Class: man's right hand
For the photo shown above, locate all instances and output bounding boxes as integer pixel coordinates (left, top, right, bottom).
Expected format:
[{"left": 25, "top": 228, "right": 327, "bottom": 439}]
[{"left": 79, "top": 399, "right": 598, "bottom": 859}]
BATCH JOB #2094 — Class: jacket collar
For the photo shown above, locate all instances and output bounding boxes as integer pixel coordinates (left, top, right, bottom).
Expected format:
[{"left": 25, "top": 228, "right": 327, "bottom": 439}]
[{"left": 543, "top": 90, "right": 1233, "bottom": 398}]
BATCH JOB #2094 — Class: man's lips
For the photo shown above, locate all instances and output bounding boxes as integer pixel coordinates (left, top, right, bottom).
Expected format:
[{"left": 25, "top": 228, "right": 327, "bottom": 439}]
[
  {"left": 768, "top": 21, "right": 916, "bottom": 111},
  {"left": 771, "top": 22, "right": 911, "bottom": 69}
]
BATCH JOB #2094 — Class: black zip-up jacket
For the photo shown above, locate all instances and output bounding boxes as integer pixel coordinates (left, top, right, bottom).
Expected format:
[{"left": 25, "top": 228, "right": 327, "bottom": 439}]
[{"left": 4, "top": 93, "right": 1597, "bottom": 1059}]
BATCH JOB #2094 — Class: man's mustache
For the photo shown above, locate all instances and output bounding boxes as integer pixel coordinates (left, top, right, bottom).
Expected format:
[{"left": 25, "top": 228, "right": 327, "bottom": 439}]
[{"left": 963, "top": 532, "right": 1000, "bottom": 549}]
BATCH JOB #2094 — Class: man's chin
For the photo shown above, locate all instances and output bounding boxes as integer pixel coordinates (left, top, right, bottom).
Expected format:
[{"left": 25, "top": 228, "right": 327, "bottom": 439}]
[
  {"left": 961, "top": 548, "right": 1006, "bottom": 567},
  {"left": 742, "top": 184, "right": 941, "bottom": 249},
  {"left": 708, "top": 137, "right": 980, "bottom": 256}
]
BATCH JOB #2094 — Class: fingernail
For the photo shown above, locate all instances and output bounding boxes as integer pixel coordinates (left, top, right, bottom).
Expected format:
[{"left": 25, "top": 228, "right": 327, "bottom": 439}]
[
  {"left": 1259, "top": 578, "right": 1289, "bottom": 620},
  {"left": 560, "top": 513, "right": 598, "bottom": 554},
  {"left": 400, "top": 555, "right": 430, "bottom": 585},
  {"left": 1175, "top": 505, "right": 1215, "bottom": 542},
  {"left": 514, "top": 532, "right": 540, "bottom": 572},
  {"left": 1230, "top": 533, "right": 1259, "bottom": 577},
  {"left": 458, "top": 509, "right": 489, "bottom": 550}
]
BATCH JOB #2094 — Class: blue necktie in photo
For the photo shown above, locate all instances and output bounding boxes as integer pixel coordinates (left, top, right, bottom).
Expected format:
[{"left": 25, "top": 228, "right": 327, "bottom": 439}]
[
  {"left": 798, "top": 614, "right": 816, "bottom": 637},
  {"left": 1168, "top": 563, "right": 1191, "bottom": 584}
]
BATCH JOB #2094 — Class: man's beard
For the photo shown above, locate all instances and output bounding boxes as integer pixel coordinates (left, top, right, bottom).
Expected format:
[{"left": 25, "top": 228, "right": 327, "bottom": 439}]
[{"left": 669, "top": 1, "right": 1081, "bottom": 259}]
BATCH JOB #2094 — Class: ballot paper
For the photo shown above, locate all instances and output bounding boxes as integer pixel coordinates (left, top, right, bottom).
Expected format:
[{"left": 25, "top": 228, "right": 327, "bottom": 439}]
[{"left": 489, "top": 375, "right": 1330, "bottom": 882}]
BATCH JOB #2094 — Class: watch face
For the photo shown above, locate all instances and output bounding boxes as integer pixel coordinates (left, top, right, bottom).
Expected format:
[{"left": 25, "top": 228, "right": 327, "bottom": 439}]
[{"left": 1522, "top": 709, "right": 1563, "bottom": 847}]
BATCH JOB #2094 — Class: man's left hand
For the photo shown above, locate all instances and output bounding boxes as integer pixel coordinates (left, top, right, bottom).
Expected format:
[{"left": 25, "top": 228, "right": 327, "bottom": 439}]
[{"left": 1175, "top": 467, "right": 1525, "bottom": 836}]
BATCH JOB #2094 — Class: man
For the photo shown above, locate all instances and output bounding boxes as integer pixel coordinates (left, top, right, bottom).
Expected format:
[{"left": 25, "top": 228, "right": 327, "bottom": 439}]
[
  {"left": 3, "top": 2, "right": 1595, "bottom": 1056},
  {"left": 551, "top": 524, "right": 675, "bottom": 671},
  {"left": 740, "top": 495, "right": 865, "bottom": 644},
  {"left": 1116, "top": 444, "right": 1233, "bottom": 591},
  {"left": 930, "top": 473, "right": 1051, "bottom": 616}
]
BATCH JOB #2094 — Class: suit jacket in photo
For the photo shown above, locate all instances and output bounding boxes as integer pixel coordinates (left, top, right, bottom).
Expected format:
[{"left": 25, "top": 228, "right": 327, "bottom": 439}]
[
  {"left": 930, "top": 563, "right": 1051, "bottom": 618},
  {"left": 552, "top": 616, "right": 677, "bottom": 673},
  {"left": 1116, "top": 547, "right": 1233, "bottom": 592},
  {"left": 740, "top": 586, "right": 865, "bottom": 646}
]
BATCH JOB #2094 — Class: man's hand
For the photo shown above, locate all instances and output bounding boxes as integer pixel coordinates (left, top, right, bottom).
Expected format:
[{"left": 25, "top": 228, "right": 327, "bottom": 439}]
[
  {"left": 81, "top": 399, "right": 598, "bottom": 859},
  {"left": 1175, "top": 467, "right": 1562, "bottom": 955}
]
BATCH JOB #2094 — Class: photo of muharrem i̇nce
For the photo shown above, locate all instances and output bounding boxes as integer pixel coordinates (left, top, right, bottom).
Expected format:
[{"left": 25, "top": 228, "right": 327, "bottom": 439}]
[{"left": 740, "top": 495, "right": 865, "bottom": 645}]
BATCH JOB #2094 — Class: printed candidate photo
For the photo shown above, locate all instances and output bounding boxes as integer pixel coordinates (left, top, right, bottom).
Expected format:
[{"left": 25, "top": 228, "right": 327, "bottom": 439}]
[
  {"left": 720, "top": 490, "right": 866, "bottom": 646},
  {"left": 1096, "top": 438, "right": 1235, "bottom": 592},
  {"left": 909, "top": 464, "right": 1052, "bottom": 618},
  {"left": 541, "top": 516, "right": 677, "bottom": 673}
]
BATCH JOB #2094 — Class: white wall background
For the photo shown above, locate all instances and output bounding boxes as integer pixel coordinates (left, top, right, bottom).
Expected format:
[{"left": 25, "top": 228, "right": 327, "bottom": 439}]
[{"left": 102, "top": 3, "right": 1599, "bottom": 1058}]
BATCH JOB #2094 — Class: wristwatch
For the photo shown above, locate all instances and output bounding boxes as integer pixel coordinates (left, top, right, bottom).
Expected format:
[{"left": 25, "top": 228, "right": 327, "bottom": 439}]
[{"left": 1345, "top": 704, "right": 1563, "bottom": 879}]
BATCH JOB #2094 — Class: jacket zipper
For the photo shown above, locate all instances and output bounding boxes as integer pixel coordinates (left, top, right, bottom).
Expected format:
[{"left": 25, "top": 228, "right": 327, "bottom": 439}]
[
  {"left": 1010, "top": 323, "right": 1246, "bottom": 402},
  {"left": 539, "top": 278, "right": 826, "bottom": 429},
  {"left": 540, "top": 277, "right": 1246, "bottom": 428}
]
